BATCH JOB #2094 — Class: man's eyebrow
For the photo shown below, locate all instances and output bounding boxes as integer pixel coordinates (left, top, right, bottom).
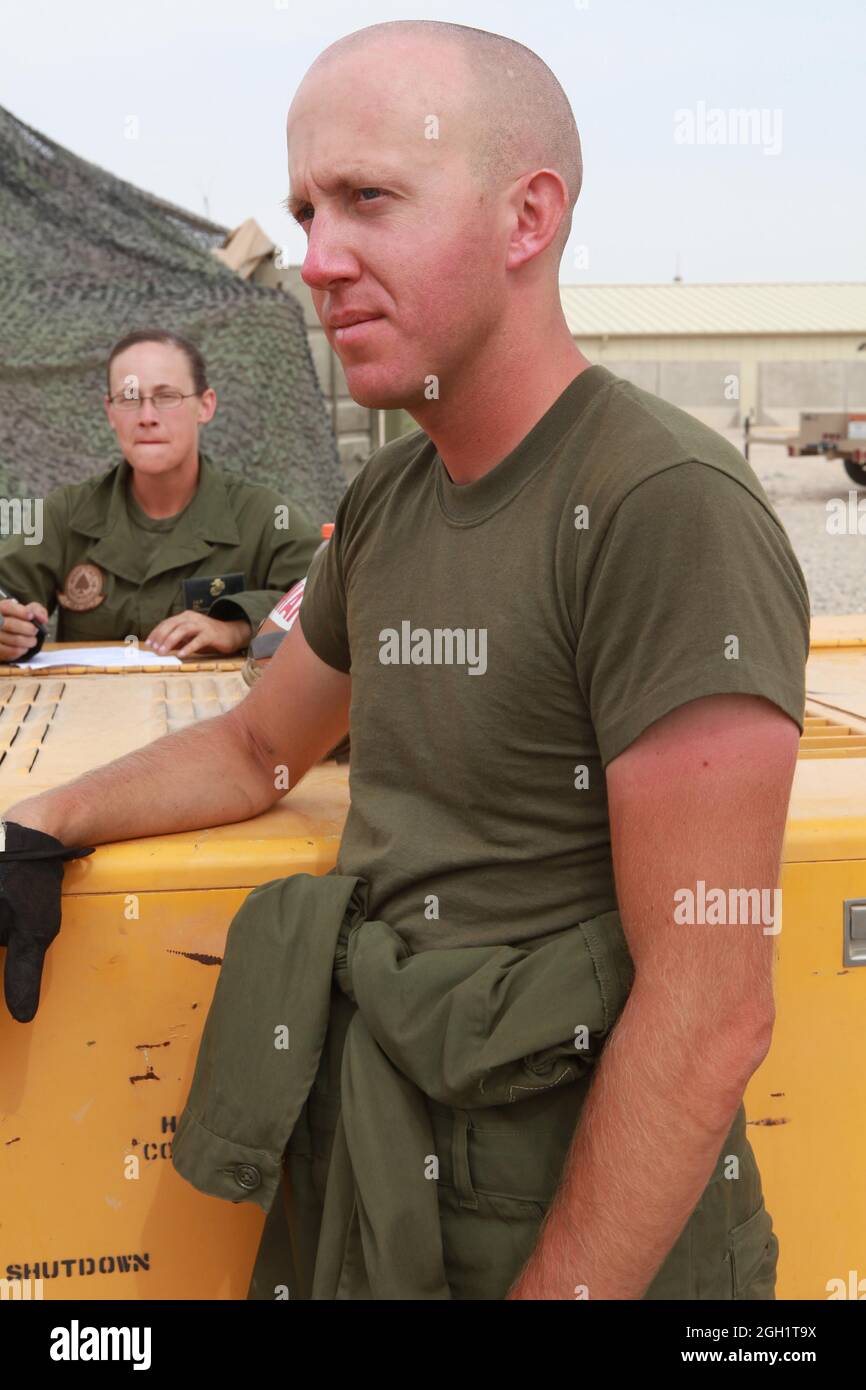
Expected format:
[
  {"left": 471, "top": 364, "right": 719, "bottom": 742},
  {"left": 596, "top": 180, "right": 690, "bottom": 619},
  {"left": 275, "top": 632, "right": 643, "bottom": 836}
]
[{"left": 282, "top": 166, "right": 407, "bottom": 216}]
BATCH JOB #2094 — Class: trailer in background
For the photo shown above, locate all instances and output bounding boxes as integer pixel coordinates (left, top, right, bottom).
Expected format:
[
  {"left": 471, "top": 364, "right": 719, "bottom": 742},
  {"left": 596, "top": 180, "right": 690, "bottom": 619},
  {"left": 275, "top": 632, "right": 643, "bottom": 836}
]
[{"left": 785, "top": 411, "right": 866, "bottom": 487}]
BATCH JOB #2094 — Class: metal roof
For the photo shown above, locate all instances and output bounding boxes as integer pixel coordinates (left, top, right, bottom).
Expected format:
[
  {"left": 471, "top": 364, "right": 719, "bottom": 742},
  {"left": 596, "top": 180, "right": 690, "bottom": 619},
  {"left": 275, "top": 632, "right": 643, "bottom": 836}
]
[{"left": 559, "top": 283, "right": 866, "bottom": 338}]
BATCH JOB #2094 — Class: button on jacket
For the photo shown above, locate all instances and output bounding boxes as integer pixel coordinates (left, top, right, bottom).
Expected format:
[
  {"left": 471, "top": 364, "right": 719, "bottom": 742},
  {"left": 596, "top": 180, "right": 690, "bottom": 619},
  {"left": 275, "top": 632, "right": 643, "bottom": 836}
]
[
  {"left": 170, "top": 871, "right": 779, "bottom": 1300},
  {"left": 0, "top": 451, "right": 320, "bottom": 643}
]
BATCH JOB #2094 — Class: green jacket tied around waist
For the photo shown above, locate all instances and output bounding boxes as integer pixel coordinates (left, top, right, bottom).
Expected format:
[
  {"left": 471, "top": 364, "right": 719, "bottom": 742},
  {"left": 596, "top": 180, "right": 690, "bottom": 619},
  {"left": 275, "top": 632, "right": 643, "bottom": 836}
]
[{"left": 170, "top": 870, "right": 636, "bottom": 1299}]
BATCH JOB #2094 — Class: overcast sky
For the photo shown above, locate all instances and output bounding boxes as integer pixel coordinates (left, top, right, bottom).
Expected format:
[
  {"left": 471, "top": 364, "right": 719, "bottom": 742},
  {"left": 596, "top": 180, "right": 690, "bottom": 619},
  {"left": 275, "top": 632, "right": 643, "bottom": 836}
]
[{"left": 2, "top": 0, "right": 863, "bottom": 284}]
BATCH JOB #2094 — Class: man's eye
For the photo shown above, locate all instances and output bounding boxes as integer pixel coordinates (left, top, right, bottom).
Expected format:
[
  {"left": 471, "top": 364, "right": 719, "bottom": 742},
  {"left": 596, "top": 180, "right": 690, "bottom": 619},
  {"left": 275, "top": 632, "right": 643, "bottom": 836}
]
[{"left": 293, "top": 188, "right": 384, "bottom": 225}]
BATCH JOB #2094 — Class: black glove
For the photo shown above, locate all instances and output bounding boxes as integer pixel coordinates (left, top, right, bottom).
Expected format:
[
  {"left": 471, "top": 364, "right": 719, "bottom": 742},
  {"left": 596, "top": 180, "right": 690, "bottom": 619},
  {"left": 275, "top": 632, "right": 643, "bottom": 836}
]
[{"left": 0, "top": 821, "right": 94, "bottom": 1023}]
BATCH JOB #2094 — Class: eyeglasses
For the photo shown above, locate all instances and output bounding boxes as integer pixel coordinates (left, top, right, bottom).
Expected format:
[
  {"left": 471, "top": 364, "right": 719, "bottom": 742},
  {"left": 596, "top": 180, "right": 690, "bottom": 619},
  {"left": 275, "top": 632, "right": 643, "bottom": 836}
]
[{"left": 108, "top": 390, "right": 199, "bottom": 411}]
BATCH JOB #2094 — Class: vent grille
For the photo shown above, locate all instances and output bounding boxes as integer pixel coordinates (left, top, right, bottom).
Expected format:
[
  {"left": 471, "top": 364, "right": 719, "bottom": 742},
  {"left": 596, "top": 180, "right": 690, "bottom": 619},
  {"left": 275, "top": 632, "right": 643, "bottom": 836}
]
[
  {"left": 0, "top": 679, "right": 65, "bottom": 777},
  {"left": 799, "top": 714, "right": 866, "bottom": 758},
  {"left": 0, "top": 673, "right": 246, "bottom": 785},
  {"left": 153, "top": 676, "right": 244, "bottom": 735}
]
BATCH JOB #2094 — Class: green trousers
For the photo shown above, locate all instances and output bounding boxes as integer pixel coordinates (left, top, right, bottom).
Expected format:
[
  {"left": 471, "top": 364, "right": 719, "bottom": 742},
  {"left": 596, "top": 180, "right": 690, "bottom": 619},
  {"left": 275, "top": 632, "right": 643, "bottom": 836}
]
[{"left": 248, "top": 984, "right": 778, "bottom": 1301}]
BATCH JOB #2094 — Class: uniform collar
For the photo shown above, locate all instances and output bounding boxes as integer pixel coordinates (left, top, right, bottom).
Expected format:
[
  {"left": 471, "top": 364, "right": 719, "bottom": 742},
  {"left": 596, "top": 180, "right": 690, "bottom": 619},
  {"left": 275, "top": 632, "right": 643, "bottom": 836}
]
[{"left": 68, "top": 450, "right": 240, "bottom": 584}]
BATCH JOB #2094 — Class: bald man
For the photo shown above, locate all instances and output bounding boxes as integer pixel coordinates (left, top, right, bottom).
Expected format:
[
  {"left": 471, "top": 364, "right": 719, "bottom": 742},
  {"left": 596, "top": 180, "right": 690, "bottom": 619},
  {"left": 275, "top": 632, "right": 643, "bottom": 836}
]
[{"left": 3, "top": 21, "right": 808, "bottom": 1300}]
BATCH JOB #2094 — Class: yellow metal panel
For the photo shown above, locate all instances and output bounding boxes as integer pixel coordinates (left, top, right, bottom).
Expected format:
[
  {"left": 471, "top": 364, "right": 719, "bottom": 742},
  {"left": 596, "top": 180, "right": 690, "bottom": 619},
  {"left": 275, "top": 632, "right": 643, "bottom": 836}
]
[
  {"left": 809, "top": 615, "right": 866, "bottom": 649},
  {"left": 786, "top": 630, "right": 866, "bottom": 858},
  {"left": 745, "top": 860, "right": 866, "bottom": 1300},
  {"left": 0, "top": 673, "right": 248, "bottom": 794},
  {"left": 0, "top": 666, "right": 350, "bottom": 1299},
  {"left": 1, "top": 889, "right": 268, "bottom": 1299}
]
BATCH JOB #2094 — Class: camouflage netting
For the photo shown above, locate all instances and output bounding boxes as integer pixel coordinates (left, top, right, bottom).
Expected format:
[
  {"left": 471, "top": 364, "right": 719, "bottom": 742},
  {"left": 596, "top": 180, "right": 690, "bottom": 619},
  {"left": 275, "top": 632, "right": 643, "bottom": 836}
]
[{"left": 0, "top": 105, "right": 345, "bottom": 524}]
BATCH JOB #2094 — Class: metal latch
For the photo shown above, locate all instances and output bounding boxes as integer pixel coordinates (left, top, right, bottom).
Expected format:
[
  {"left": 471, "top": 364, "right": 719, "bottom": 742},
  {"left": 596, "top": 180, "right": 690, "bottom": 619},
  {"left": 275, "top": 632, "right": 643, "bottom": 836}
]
[{"left": 843, "top": 900, "right": 866, "bottom": 966}]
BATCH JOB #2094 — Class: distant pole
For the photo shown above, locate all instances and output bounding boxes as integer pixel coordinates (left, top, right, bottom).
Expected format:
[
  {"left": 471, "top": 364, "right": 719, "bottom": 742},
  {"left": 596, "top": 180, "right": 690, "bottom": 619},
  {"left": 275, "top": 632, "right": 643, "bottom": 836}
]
[{"left": 744, "top": 411, "right": 750, "bottom": 463}]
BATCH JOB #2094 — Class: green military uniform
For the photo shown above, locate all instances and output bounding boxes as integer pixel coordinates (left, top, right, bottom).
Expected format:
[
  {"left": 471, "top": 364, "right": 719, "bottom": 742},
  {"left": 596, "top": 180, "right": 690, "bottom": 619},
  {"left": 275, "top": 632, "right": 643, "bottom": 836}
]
[
  {"left": 171, "top": 871, "right": 779, "bottom": 1300},
  {"left": 0, "top": 450, "right": 320, "bottom": 645}
]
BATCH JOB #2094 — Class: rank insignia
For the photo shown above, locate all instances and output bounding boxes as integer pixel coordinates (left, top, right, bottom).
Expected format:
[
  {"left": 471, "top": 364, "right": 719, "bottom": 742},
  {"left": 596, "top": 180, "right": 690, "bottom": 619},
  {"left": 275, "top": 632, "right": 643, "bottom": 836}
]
[{"left": 182, "top": 573, "right": 244, "bottom": 613}]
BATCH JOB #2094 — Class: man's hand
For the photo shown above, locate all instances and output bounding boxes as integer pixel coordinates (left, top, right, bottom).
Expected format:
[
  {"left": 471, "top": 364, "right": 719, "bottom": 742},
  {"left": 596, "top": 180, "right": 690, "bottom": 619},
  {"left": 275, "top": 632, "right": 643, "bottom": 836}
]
[
  {"left": 0, "top": 821, "right": 94, "bottom": 1022},
  {"left": 144, "top": 611, "right": 252, "bottom": 657},
  {"left": 0, "top": 598, "right": 49, "bottom": 662}
]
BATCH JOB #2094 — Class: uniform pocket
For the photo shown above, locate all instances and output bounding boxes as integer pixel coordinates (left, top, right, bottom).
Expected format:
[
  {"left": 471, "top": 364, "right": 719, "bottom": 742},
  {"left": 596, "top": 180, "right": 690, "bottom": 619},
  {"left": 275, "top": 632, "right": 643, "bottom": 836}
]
[
  {"left": 468, "top": 1191, "right": 548, "bottom": 1222},
  {"left": 729, "top": 1199, "right": 778, "bottom": 1300},
  {"left": 461, "top": 1082, "right": 587, "bottom": 1206},
  {"left": 436, "top": 1183, "right": 548, "bottom": 1299}
]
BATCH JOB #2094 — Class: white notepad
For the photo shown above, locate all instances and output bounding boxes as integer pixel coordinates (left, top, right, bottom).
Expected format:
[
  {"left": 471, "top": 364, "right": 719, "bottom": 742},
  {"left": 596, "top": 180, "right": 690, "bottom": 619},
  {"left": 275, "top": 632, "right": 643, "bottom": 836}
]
[{"left": 11, "top": 646, "right": 182, "bottom": 669}]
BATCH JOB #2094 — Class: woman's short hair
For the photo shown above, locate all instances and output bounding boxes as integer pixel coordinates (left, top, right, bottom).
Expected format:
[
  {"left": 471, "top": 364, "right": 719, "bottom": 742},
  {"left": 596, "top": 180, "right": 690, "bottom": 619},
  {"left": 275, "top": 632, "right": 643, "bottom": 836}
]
[{"left": 106, "top": 329, "right": 209, "bottom": 396}]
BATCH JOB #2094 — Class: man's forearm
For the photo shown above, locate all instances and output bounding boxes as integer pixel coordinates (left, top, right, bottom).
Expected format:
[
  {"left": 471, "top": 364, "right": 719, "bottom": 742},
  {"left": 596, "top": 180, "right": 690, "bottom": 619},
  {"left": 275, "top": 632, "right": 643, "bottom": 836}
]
[
  {"left": 507, "top": 984, "right": 772, "bottom": 1300},
  {"left": 5, "top": 709, "right": 278, "bottom": 848}
]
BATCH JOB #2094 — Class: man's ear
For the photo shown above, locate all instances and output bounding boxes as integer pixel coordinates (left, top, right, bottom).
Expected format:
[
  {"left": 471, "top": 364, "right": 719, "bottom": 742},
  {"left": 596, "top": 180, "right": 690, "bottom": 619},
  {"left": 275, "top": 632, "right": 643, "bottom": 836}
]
[
  {"left": 197, "top": 388, "right": 218, "bottom": 425},
  {"left": 103, "top": 396, "right": 117, "bottom": 432},
  {"left": 505, "top": 168, "right": 569, "bottom": 272}
]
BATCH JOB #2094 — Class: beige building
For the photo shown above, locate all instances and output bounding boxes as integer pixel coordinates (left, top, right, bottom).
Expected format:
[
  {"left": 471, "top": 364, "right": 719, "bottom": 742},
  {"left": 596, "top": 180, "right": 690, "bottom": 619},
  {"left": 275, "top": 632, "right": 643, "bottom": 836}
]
[{"left": 562, "top": 282, "right": 866, "bottom": 433}]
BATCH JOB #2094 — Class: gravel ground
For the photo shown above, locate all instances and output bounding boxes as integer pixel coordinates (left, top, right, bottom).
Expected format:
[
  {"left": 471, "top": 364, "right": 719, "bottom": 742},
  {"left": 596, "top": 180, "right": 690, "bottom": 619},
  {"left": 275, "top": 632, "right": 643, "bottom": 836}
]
[{"left": 720, "top": 430, "right": 865, "bottom": 617}]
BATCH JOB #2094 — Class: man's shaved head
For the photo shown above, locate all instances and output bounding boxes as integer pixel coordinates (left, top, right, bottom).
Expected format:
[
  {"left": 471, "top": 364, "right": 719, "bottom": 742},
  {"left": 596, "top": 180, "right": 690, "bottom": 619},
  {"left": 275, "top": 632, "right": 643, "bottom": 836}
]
[
  {"left": 309, "top": 20, "right": 583, "bottom": 256},
  {"left": 287, "top": 20, "right": 584, "bottom": 413}
]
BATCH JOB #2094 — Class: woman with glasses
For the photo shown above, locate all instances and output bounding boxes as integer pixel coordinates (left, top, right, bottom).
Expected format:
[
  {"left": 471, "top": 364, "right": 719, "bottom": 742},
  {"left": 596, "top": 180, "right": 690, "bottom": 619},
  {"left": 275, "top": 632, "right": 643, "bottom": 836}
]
[{"left": 0, "top": 328, "right": 321, "bottom": 661}]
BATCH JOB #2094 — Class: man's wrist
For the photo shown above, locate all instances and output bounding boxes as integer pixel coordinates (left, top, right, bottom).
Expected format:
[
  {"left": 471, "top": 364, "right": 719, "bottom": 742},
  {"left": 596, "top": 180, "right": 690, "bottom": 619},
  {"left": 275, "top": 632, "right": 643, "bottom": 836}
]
[
  {"left": 3, "top": 797, "right": 67, "bottom": 843},
  {"left": 227, "top": 618, "right": 252, "bottom": 652}
]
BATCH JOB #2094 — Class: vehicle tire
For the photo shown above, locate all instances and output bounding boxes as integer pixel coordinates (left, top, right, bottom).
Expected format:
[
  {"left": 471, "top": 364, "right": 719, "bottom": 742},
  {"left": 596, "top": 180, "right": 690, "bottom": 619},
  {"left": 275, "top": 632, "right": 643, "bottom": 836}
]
[{"left": 843, "top": 459, "right": 866, "bottom": 488}]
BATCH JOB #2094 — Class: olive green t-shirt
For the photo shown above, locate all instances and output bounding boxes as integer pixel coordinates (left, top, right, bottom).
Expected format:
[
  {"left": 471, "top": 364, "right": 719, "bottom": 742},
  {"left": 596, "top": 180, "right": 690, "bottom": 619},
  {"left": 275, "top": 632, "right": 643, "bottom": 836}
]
[
  {"left": 125, "top": 485, "right": 192, "bottom": 580},
  {"left": 298, "top": 364, "right": 810, "bottom": 953}
]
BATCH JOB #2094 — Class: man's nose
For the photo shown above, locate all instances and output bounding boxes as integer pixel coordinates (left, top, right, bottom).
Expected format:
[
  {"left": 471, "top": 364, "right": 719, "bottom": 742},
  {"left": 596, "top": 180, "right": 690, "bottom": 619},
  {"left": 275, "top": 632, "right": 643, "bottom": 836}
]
[
  {"left": 138, "top": 398, "right": 161, "bottom": 424},
  {"left": 301, "top": 215, "right": 359, "bottom": 294}
]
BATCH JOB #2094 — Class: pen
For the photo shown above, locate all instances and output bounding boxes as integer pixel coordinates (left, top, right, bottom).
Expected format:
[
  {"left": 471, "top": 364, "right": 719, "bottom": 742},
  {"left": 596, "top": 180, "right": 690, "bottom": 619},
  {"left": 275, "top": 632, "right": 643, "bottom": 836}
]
[{"left": 0, "top": 583, "right": 49, "bottom": 660}]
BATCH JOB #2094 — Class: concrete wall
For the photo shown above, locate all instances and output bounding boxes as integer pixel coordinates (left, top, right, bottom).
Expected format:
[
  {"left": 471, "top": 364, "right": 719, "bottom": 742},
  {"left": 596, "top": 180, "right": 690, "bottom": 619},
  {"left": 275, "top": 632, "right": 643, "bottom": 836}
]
[
  {"left": 580, "top": 333, "right": 866, "bottom": 427},
  {"left": 757, "top": 357, "right": 866, "bottom": 428}
]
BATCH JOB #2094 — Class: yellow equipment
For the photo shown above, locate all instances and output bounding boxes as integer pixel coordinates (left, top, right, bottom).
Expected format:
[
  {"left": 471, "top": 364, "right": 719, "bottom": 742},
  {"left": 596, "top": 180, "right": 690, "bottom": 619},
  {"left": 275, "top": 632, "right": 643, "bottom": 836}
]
[
  {"left": 0, "top": 659, "right": 348, "bottom": 1299},
  {"left": 1, "top": 623, "right": 865, "bottom": 1300},
  {"left": 744, "top": 614, "right": 866, "bottom": 1298}
]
